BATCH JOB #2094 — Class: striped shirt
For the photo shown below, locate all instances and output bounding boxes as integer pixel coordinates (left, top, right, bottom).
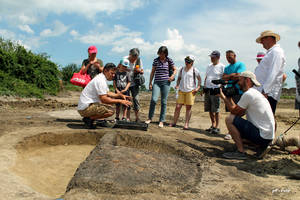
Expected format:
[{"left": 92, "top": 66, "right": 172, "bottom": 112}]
[{"left": 152, "top": 57, "right": 174, "bottom": 82}]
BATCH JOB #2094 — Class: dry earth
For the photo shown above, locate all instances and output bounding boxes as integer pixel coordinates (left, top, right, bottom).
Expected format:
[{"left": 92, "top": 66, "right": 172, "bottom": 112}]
[{"left": 0, "top": 90, "right": 299, "bottom": 200}]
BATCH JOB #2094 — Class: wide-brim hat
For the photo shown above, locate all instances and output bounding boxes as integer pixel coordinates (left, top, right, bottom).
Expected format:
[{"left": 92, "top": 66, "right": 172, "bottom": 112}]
[
  {"left": 256, "top": 30, "right": 280, "bottom": 43},
  {"left": 240, "top": 71, "right": 261, "bottom": 87}
]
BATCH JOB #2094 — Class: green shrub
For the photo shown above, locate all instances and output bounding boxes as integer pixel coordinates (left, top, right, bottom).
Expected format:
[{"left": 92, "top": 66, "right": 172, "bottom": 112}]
[
  {"left": 61, "top": 63, "right": 81, "bottom": 82},
  {"left": 0, "top": 38, "right": 60, "bottom": 97}
]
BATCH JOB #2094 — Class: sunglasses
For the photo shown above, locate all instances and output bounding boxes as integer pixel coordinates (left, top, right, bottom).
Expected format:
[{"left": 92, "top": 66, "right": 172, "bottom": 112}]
[{"left": 185, "top": 59, "right": 193, "bottom": 64}]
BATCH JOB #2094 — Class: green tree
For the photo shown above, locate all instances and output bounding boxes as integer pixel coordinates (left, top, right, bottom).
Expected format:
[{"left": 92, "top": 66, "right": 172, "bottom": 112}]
[{"left": 61, "top": 63, "right": 80, "bottom": 81}]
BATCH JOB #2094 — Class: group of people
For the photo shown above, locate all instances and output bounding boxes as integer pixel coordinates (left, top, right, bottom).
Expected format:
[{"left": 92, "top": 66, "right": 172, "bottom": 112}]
[{"left": 76, "top": 30, "right": 297, "bottom": 159}]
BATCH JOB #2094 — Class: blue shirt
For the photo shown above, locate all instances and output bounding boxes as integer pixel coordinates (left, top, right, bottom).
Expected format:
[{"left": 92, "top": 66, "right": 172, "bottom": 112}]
[{"left": 224, "top": 61, "right": 246, "bottom": 94}]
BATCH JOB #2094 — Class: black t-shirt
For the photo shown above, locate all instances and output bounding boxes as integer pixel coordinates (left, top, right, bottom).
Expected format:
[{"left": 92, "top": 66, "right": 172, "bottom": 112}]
[
  {"left": 82, "top": 58, "right": 103, "bottom": 79},
  {"left": 114, "top": 71, "right": 131, "bottom": 90}
]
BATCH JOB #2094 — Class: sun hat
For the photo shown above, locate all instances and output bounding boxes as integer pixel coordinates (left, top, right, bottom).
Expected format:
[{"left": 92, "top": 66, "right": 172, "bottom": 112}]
[
  {"left": 209, "top": 50, "right": 220, "bottom": 58},
  {"left": 240, "top": 71, "right": 261, "bottom": 87},
  {"left": 256, "top": 30, "right": 280, "bottom": 43},
  {"left": 185, "top": 55, "right": 195, "bottom": 62},
  {"left": 88, "top": 45, "right": 97, "bottom": 54},
  {"left": 256, "top": 52, "right": 265, "bottom": 59},
  {"left": 120, "top": 58, "right": 130, "bottom": 68}
]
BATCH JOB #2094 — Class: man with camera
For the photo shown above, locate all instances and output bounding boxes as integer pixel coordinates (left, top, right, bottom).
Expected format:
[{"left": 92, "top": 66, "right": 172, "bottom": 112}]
[
  {"left": 222, "top": 50, "right": 246, "bottom": 140},
  {"left": 219, "top": 71, "right": 275, "bottom": 160},
  {"left": 203, "top": 50, "right": 225, "bottom": 134}
]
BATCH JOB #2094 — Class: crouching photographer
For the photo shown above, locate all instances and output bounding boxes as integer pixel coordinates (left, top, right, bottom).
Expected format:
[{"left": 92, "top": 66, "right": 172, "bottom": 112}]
[{"left": 218, "top": 71, "right": 275, "bottom": 160}]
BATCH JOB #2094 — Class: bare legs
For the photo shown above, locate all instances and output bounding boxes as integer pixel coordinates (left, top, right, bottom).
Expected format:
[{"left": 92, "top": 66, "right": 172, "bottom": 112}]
[{"left": 171, "top": 103, "right": 192, "bottom": 129}]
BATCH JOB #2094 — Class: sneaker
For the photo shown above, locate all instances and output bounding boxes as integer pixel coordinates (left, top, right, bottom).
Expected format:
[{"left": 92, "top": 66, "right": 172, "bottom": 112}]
[
  {"left": 145, "top": 119, "right": 151, "bottom": 124},
  {"left": 224, "top": 134, "right": 232, "bottom": 140},
  {"left": 256, "top": 144, "right": 272, "bottom": 159},
  {"left": 82, "top": 117, "right": 96, "bottom": 129},
  {"left": 211, "top": 128, "right": 220, "bottom": 134},
  {"left": 223, "top": 150, "right": 247, "bottom": 160},
  {"left": 205, "top": 126, "right": 213, "bottom": 132},
  {"left": 158, "top": 122, "right": 164, "bottom": 128}
]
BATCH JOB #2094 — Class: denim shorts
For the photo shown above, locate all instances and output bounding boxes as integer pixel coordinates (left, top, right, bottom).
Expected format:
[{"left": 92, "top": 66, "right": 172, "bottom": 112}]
[{"left": 233, "top": 116, "right": 272, "bottom": 147}]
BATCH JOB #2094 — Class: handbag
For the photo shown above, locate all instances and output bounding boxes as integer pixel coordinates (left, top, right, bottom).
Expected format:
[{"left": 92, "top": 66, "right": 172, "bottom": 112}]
[
  {"left": 70, "top": 70, "right": 91, "bottom": 87},
  {"left": 134, "top": 73, "right": 145, "bottom": 86}
]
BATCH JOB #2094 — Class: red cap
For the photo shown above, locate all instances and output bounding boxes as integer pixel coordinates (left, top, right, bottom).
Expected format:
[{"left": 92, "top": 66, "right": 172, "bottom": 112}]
[{"left": 88, "top": 46, "right": 97, "bottom": 54}]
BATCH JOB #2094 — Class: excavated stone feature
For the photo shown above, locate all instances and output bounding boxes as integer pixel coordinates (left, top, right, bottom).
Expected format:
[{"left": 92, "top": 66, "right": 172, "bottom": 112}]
[{"left": 66, "top": 133, "right": 205, "bottom": 195}]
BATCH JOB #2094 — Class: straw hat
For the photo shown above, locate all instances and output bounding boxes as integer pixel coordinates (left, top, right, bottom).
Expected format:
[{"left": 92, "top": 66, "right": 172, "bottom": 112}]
[{"left": 256, "top": 30, "right": 280, "bottom": 43}]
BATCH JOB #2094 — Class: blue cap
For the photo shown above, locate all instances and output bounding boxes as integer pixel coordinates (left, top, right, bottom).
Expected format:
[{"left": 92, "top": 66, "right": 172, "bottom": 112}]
[
  {"left": 119, "top": 58, "right": 130, "bottom": 68},
  {"left": 209, "top": 50, "right": 220, "bottom": 58}
]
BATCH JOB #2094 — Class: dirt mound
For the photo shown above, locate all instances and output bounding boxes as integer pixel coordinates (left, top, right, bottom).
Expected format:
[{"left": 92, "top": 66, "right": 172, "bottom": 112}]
[{"left": 65, "top": 132, "right": 206, "bottom": 196}]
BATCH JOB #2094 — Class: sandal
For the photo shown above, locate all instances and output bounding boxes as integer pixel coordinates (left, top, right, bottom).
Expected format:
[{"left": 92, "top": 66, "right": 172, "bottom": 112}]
[
  {"left": 169, "top": 123, "right": 176, "bottom": 127},
  {"left": 224, "top": 134, "right": 232, "bottom": 140}
]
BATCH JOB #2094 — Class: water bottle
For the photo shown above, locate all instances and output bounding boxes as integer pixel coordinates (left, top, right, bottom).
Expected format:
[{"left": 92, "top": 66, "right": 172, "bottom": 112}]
[{"left": 175, "top": 88, "right": 179, "bottom": 99}]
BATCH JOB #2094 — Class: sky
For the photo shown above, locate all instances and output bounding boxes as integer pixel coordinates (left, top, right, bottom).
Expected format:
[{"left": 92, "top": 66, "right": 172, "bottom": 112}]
[{"left": 0, "top": 0, "right": 299, "bottom": 88}]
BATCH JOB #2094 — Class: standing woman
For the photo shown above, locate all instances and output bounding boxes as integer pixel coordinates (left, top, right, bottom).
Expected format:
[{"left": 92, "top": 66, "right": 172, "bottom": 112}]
[
  {"left": 145, "top": 46, "right": 177, "bottom": 128},
  {"left": 80, "top": 45, "right": 104, "bottom": 79}
]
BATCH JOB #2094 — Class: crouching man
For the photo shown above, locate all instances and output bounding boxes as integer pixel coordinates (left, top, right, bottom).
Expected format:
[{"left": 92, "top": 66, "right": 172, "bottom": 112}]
[
  {"left": 219, "top": 71, "right": 275, "bottom": 159},
  {"left": 77, "top": 63, "right": 132, "bottom": 129}
]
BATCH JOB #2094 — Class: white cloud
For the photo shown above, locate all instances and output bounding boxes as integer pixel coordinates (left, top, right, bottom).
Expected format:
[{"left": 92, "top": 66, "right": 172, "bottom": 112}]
[
  {"left": 0, "top": 0, "right": 144, "bottom": 25},
  {"left": 40, "top": 20, "right": 68, "bottom": 37},
  {"left": 0, "top": 29, "right": 16, "bottom": 40},
  {"left": 18, "top": 24, "right": 34, "bottom": 34},
  {"left": 71, "top": 25, "right": 209, "bottom": 68}
]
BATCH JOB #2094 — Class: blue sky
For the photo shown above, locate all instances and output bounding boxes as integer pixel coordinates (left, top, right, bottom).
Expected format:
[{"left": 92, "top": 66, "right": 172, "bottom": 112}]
[{"left": 0, "top": 0, "right": 299, "bottom": 87}]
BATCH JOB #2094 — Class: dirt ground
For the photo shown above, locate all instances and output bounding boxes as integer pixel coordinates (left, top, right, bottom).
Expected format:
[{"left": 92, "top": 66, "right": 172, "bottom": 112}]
[{"left": 0, "top": 90, "right": 299, "bottom": 200}]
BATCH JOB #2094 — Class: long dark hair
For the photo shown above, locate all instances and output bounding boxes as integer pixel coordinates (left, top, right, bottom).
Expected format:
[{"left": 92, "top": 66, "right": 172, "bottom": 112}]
[{"left": 157, "top": 46, "right": 168, "bottom": 57}]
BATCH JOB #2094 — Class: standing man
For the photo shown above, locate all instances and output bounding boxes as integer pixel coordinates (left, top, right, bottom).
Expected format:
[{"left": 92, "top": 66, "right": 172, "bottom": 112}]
[
  {"left": 219, "top": 71, "right": 275, "bottom": 160},
  {"left": 125, "top": 48, "right": 144, "bottom": 122},
  {"left": 295, "top": 41, "right": 300, "bottom": 117},
  {"left": 203, "top": 50, "right": 225, "bottom": 134},
  {"left": 255, "top": 30, "right": 286, "bottom": 114},
  {"left": 77, "top": 63, "right": 132, "bottom": 129},
  {"left": 222, "top": 50, "right": 246, "bottom": 140}
]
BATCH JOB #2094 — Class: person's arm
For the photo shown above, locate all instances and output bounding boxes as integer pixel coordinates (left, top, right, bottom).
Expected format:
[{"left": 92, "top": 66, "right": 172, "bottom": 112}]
[
  {"left": 122, "top": 82, "right": 131, "bottom": 93},
  {"left": 95, "top": 60, "right": 104, "bottom": 72},
  {"left": 134, "top": 59, "right": 144, "bottom": 74},
  {"left": 113, "top": 80, "right": 120, "bottom": 94},
  {"left": 149, "top": 66, "right": 156, "bottom": 90},
  {"left": 218, "top": 88, "right": 246, "bottom": 116},
  {"left": 169, "top": 65, "right": 177, "bottom": 82},
  {"left": 99, "top": 94, "right": 132, "bottom": 107},
  {"left": 282, "top": 73, "right": 287, "bottom": 83},
  {"left": 193, "top": 74, "right": 202, "bottom": 95}
]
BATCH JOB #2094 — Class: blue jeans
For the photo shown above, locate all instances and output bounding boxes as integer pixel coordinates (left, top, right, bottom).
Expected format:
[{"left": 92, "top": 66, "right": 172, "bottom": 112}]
[{"left": 148, "top": 81, "right": 170, "bottom": 122}]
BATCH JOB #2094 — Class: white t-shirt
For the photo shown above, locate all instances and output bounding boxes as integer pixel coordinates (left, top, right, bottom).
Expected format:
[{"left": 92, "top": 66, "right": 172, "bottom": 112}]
[
  {"left": 237, "top": 88, "right": 275, "bottom": 140},
  {"left": 77, "top": 73, "right": 109, "bottom": 110},
  {"left": 178, "top": 66, "right": 200, "bottom": 92},
  {"left": 204, "top": 63, "right": 225, "bottom": 88}
]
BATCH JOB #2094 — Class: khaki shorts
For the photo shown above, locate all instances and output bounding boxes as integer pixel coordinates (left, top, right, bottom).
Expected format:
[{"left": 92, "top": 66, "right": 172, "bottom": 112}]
[
  {"left": 204, "top": 93, "right": 220, "bottom": 113},
  {"left": 176, "top": 91, "right": 196, "bottom": 105},
  {"left": 78, "top": 103, "right": 114, "bottom": 118}
]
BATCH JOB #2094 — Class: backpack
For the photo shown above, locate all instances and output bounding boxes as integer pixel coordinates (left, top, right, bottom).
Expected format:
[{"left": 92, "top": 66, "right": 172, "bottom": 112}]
[
  {"left": 178, "top": 67, "right": 197, "bottom": 86},
  {"left": 168, "top": 58, "right": 175, "bottom": 82}
]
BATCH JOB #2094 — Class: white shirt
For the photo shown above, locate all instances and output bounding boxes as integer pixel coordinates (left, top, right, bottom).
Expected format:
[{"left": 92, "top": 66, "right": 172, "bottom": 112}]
[
  {"left": 238, "top": 88, "right": 275, "bottom": 140},
  {"left": 77, "top": 73, "right": 109, "bottom": 110},
  {"left": 178, "top": 66, "right": 200, "bottom": 92},
  {"left": 255, "top": 44, "right": 286, "bottom": 101},
  {"left": 204, "top": 63, "right": 225, "bottom": 88},
  {"left": 124, "top": 56, "right": 143, "bottom": 87}
]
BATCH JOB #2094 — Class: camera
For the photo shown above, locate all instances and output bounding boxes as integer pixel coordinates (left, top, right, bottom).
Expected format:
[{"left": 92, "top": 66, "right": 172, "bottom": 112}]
[{"left": 211, "top": 79, "right": 239, "bottom": 97}]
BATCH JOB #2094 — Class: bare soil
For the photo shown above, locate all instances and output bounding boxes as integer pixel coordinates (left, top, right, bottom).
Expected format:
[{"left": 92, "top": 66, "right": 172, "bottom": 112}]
[{"left": 0, "top": 91, "right": 299, "bottom": 200}]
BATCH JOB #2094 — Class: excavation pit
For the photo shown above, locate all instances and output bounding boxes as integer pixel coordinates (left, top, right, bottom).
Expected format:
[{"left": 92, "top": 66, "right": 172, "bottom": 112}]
[{"left": 11, "top": 131, "right": 105, "bottom": 198}]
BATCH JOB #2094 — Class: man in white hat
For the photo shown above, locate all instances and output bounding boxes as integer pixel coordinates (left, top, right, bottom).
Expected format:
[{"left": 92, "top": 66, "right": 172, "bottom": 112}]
[
  {"left": 255, "top": 30, "right": 286, "bottom": 114},
  {"left": 218, "top": 71, "right": 275, "bottom": 160}
]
